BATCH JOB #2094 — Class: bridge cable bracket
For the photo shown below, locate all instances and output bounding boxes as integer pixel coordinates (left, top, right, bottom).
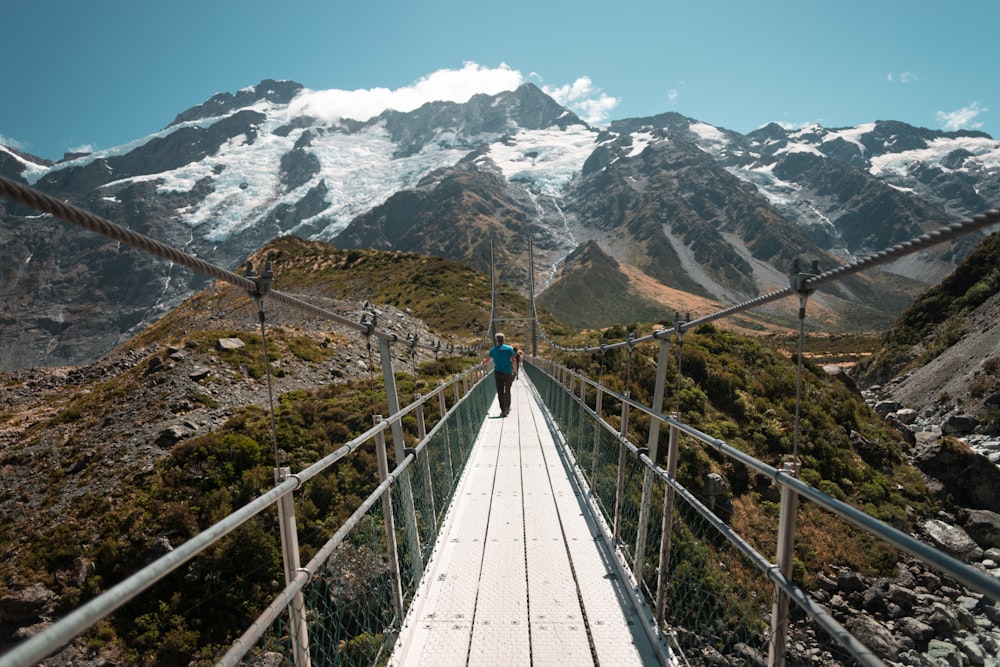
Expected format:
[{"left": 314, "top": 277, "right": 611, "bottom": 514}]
[{"left": 788, "top": 258, "right": 819, "bottom": 319}]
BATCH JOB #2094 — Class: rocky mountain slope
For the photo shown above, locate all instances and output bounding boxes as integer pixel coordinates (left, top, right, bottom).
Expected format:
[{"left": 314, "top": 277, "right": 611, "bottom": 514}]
[
  {"left": 2, "top": 233, "right": 1000, "bottom": 664},
  {"left": 2, "top": 79, "right": 998, "bottom": 370},
  {"left": 0, "top": 240, "right": 491, "bottom": 661},
  {"left": 855, "top": 229, "right": 1000, "bottom": 445}
]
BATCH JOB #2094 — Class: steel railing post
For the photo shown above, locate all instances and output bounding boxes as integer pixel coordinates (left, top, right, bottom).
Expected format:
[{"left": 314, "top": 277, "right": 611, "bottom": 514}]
[
  {"left": 275, "top": 467, "right": 311, "bottom": 667},
  {"left": 768, "top": 460, "right": 801, "bottom": 667},
  {"left": 579, "top": 378, "right": 589, "bottom": 467},
  {"left": 612, "top": 392, "right": 630, "bottom": 541},
  {"left": 590, "top": 384, "right": 604, "bottom": 485},
  {"left": 634, "top": 337, "right": 670, "bottom": 587},
  {"left": 414, "top": 395, "right": 437, "bottom": 534},
  {"left": 374, "top": 417, "right": 406, "bottom": 624},
  {"left": 439, "top": 389, "right": 455, "bottom": 482},
  {"left": 377, "top": 338, "right": 424, "bottom": 587},
  {"left": 654, "top": 420, "right": 681, "bottom": 629}
]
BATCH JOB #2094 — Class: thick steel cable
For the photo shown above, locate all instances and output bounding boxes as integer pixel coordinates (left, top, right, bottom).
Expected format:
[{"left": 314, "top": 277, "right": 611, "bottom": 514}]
[
  {"left": 539, "top": 206, "right": 1000, "bottom": 353},
  {"left": 0, "top": 175, "right": 448, "bottom": 352},
  {"left": 253, "top": 297, "right": 283, "bottom": 469}
]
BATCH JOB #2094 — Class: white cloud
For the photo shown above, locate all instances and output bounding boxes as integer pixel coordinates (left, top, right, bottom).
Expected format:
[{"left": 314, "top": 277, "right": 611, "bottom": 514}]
[
  {"left": 68, "top": 143, "right": 97, "bottom": 155},
  {"left": 936, "top": 102, "right": 987, "bottom": 131},
  {"left": 667, "top": 89, "right": 679, "bottom": 105},
  {"left": 769, "top": 118, "right": 825, "bottom": 131},
  {"left": 0, "top": 134, "right": 27, "bottom": 151},
  {"left": 289, "top": 62, "right": 525, "bottom": 123},
  {"left": 540, "top": 76, "right": 619, "bottom": 124},
  {"left": 887, "top": 71, "right": 918, "bottom": 84},
  {"left": 287, "top": 63, "right": 618, "bottom": 127}
]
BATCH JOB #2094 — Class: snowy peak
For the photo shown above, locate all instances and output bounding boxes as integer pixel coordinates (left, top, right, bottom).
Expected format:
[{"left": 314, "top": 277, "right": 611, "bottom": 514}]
[
  {"left": 371, "top": 82, "right": 589, "bottom": 159},
  {"left": 2, "top": 78, "right": 1000, "bottom": 370},
  {"left": 169, "top": 79, "right": 305, "bottom": 127}
]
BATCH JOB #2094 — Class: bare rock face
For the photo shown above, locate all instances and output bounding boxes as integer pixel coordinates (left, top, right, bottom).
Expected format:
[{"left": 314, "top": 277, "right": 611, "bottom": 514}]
[
  {"left": 844, "top": 613, "right": 901, "bottom": 660},
  {"left": 216, "top": 337, "right": 246, "bottom": 351},
  {"left": 0, "top": 583, "right": 56, "bottom": 625},
  {"left": 922, "top": 519, "right": 980, "bottom": 559},
  {"left": 959, "top": 508, "right": 1000, "bottom": 549},
  {"left": 911, "top": 437, "right": 1000, "bottom": 513}
]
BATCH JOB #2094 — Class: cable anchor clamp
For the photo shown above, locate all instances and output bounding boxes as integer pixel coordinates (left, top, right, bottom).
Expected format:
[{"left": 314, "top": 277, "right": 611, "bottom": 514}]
[
  {"left": 360, "top": 301, "right": 379, "bottom": 336},
  {"left": 674, "top": 310, "right": 690, "bottom": 338},
  {"left": 243, "top": 260, "right": 274, "bottom": 298},
  {"left": 789, "top": 258, "right": 819, "bottom": 297}
]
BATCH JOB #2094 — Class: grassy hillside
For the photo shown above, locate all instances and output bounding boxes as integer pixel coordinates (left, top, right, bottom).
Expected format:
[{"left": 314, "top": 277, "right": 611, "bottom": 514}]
[
  {"left": 555, "top": 321, "right": 936, "bottom": 585},
  {"left": 0, "top": 236, "right": 944, "bottom": 664},
  {"left": 857, "top": 230, "right": 1000, "bottom": 384},
  {"left": 537, "top": 241, "right": 668, "bottom": 328},
  {"left": 0, "top": 239, "right": 499, "bottom": 665}
]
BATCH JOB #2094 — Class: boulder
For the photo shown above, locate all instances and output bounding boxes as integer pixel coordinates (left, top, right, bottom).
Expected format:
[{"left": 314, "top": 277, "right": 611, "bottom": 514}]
[
  {"left": 844, "top": 614, "right": 900, "bottom": 660},
  {"left": 156, "top": 423, "right": 192, "bottom": 447},
  {"left": 145, "top": 355, "right": 166, "bottom": 374},
  {"left": 896, "top": 616, "right": 935, "bottom": 642},
  {"left": 959, "top": 508, "right": 1000, "bottom": 549},
  {"left": 874, "top": 400, "right": 901, "bottom": 417},
  {"left": 922, "top": 519, "right": 979, "bottom": 560},
  {"left": 216, "top": 337, "right": 246, "bottom": 351},
  {"left": 0, "top": 584, "right": 57, "bottom": 624},
  {"left": 823, "top": 365, "right": 862, "bottom": 397},
  {"left": 942, "top": 413, "right": 980, "bottom": 435},
  {"left": 926, "top": 639, "right": 963, "bottom": 667},
  {"left": 912, "top": 437, "right": 1000, "bottom": 513}
]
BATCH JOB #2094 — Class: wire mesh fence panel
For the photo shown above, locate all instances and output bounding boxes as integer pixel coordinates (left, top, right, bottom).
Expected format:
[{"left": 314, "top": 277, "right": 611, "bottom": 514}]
[
  {"left": 561, "top": 393, "right": 593, "bottom": 470},
  {"left": 392, "top": 471, "right": 434, "bottom": 608},
  {"left": 221, "top": 376, "right": 495, "bottom": 667},
  {"left": 401, "top": 458, "right": 437, "bottom": 580},
  {"left": 637, "top": 476, "right": 666, "bottom": 600},
  {"left": 425, "top": 428, "right": 457, "bottom": 524},
  {"left": 663, "top": 494, "right": 772, "bottom": 665},
  {"left": 615, "top": 449, "right": 647, "bottom": 571},
  {"left": 241, "top": 499, "right": 399, "bottom": 667},
  {"left": 589, "top": 426, "right": 625, "bottom": 527}
]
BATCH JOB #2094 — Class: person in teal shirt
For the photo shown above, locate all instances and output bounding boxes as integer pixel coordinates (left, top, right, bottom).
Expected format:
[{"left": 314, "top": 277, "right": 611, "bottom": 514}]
[{"left": 487, "top": 332, "right": 516, "bottom": 417}]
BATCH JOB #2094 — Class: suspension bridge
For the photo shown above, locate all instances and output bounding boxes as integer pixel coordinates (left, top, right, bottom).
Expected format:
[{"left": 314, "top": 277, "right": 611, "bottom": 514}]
[{"left": 2, "top": 174, "right": 1000, "bottom": 667}]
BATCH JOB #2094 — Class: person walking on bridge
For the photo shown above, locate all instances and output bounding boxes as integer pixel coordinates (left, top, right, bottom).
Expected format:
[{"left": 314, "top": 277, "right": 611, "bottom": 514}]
[{"left": 487, "top": 332, "right": 516, "bottom": 417}]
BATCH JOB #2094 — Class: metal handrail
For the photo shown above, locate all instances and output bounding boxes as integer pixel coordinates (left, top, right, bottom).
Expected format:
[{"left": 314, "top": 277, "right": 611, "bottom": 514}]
[
  {"left": 0, "top": 366, "right": 483, "bottom": 667},
  {"left": 550, "top": 360, "right": 1000, "bottom": 604}
]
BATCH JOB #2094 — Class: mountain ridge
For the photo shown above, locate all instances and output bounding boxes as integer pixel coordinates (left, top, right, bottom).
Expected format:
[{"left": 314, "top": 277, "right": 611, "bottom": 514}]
[{"left": 2, "top": 78, "right": 998, "bottom": 370}]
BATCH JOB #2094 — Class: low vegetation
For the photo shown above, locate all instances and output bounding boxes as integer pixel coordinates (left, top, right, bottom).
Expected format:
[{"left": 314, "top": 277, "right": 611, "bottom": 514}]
[
  {"left": 0, "top": 236, "right": 956, "bottom": 664},
  {"left": 858, "top": 230, "right": 1000, "bottom": 384},
  {"left": 558, "top": 320, "right": 936, "bottom": 585}
]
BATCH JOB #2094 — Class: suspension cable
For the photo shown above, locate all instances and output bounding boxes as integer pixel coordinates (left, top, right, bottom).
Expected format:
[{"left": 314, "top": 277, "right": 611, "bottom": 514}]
[
  {"left": 793, "top": 301, "right": 806, "bottom": 462},
  {"left": 788, "top": 259, "right": 819, "bottom": 465},
  {"left": 360, "top": 306, "right": 380, "bottom": 418},
  {"left": 0, "top": 175, "right": 450, "bottom": 354},
  {"left": 244, "top": 263, "right": 282, "bottom": 469},
  {"left": 674, "top": 312, "right": 687, "bottom": 414},
  {"left": 535, "top": 206, "right": 1000, "bottom": 353}
]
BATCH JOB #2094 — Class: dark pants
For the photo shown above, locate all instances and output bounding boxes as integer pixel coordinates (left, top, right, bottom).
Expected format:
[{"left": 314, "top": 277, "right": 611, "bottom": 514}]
[{"left": 494, "top": 371, "right": 514, "bottom": 414}]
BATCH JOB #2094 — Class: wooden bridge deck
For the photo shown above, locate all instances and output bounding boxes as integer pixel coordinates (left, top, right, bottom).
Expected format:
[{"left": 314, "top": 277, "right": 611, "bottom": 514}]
[{"left": 389, "top": 375, "right": 667, "bottom": 666}]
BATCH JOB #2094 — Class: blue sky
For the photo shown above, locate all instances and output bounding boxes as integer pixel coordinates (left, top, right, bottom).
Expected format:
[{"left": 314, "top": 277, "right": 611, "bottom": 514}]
[{"left": 3, "top": 0, "right": 997, "bottom": 162}]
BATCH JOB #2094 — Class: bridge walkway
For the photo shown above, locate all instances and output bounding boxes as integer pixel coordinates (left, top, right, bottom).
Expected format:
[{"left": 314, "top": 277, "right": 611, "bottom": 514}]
[{"left": 389, "top": 374, "right": 664, "bottom": 666}]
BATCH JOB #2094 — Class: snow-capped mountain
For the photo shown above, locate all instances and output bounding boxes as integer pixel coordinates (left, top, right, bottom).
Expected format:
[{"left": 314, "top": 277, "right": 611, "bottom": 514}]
[{"left": 2, "top": 79, "right": 998, "bottom": 370}]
